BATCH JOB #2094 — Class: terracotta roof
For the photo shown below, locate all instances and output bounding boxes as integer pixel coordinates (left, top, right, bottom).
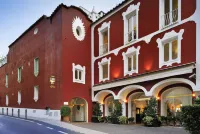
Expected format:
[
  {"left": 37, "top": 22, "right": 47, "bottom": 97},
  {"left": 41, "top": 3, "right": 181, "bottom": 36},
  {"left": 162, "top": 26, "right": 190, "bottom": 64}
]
[
  {"left": 8, "top": 4, "right": 92, "bottom": 48},
  {"left": 91, "top": 0, "right": 129, "bottom": 26}
]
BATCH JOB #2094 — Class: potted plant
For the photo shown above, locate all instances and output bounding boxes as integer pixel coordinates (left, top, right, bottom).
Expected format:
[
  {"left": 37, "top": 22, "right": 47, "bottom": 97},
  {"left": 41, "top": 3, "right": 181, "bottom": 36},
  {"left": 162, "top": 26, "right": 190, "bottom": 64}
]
[
  {"left": 91, "top": 103, "right": 102, "bottom": 123},
  {"left": 60, "top": 106, "right": 71, "bottom": 122},
  {"left": 128, "top": 117, "right": 134, "bottom": 124}
]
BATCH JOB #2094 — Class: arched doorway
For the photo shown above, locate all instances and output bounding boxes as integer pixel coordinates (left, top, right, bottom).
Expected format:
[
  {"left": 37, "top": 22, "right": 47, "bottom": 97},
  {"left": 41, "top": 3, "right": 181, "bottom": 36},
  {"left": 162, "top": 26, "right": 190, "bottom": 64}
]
[
  {"left": 69, "top": 98, "right": 88, "bottom": 122},
  {"left": 128, "top": 92, "right": 149, "bottom": 123},
  {"left": 161, "top": 87, "right": 192, "bottom": 116},
  {"left": 104, "top": 96, "right": 114, "bottom": 116}
]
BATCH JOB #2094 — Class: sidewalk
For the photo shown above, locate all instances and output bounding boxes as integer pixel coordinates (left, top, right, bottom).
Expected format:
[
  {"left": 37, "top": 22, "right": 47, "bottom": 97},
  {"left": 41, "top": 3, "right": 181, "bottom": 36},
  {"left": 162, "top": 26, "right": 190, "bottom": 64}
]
[{"left": 28, "top": 117, "right": 107, "bottom": 134}]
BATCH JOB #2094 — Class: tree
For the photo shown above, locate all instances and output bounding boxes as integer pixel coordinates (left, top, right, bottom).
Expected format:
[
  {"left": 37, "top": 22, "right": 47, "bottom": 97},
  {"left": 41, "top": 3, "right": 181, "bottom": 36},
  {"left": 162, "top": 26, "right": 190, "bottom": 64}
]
[
  {"left": 111, "top": 100, "right": 122, "bottom": 117},
  {"left": 144, "top": 97, "right": 157, "bottom": 117},
  {"left": 92, "top": 102, "right": 102, "bottom": 116}
]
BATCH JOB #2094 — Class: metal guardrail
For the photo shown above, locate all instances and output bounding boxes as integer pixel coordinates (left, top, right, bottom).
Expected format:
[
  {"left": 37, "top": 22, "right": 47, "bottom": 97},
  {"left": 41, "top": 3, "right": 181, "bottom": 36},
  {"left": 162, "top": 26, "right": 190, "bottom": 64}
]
[{"left": 161, "top": 8, "right": 179, "bottom": 28}]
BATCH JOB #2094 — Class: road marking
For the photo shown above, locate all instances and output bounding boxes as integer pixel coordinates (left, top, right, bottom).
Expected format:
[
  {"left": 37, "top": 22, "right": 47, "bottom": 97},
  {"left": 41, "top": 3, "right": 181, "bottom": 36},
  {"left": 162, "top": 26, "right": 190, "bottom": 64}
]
[
  {"left": 37, "top": 123, "right": 42, "bottom": 126},
  {"left": 58, "top": 131, "right": 68, "bottom": 134},
  {"left": 46, "top": 127, "right": 53, "bottom": 130}
]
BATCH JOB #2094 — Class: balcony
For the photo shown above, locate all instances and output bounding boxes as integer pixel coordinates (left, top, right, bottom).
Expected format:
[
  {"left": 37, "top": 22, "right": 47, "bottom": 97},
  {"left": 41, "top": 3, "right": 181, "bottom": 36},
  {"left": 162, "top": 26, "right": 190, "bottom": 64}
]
[
  {"left": 100, "top": 43, "right": 108, "bottom": 55},
  {"left": 161, "top": 8, "right": 179, "bottom": 29},
  {"left": 125, "top": 30, "right": 137, "bottom": 45}
]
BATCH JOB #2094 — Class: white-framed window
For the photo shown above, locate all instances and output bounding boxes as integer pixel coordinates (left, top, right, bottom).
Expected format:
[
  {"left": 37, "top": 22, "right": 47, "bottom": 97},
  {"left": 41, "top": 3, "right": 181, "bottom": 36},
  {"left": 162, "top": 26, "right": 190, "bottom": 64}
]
[
  {"left": 18, "top": 91, "right": 21, "bottom": 105},
  {"left": 122, "top": 46, "right": 140, "bottom": 76},
  {"left": 98, "top": 21, "right": 111, "bottom": 56},
  {"left": 34, "top": 86, "right": 39, "bottom": 102},
  {"left": 122, "top": 2, "right": 140, "bottom": 45},
  {"left": 6, "top": 94, "right": 9, "bottom": 106},
  {"left": 34, "top": 58, "right": 39, "bottom": 77},
  {"left": 157, "top": 29, "right": 184, "bottom": 68},
  {"left": 5, "top": 74, "right": 8, "bottom": 88},
  {"left": 18, "top": 67, "right": 22, "bottom": 83},
  {"left": 98, "top": 57, "right": 111, "bottom": 82},
  {"left": 159, "top": 0, "right": 181, "bottom": 29},
  {"left": 72, "top": 63, "right": 86, "bottom": 84}
]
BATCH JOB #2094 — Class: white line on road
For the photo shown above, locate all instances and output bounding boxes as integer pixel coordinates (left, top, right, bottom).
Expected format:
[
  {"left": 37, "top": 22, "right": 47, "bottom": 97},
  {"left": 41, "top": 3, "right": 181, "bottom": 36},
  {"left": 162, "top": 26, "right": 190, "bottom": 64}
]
[
  {"left": 37, "top": 123, "right": 42, "bottom": 126},
  {"left": 46, "top": 127, "right": 53, "bottom": 130},
  {"left": 58, "top": 131, "right": 68, "bottom": 134}
]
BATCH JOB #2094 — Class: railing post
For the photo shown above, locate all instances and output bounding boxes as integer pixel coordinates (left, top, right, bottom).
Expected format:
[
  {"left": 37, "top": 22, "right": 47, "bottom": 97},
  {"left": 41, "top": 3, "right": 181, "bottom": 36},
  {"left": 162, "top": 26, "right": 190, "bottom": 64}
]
[
  {"left": 12, "top": 108, "right": 13, "bottom": 116},
  {"left": 7, "top": 108, "right": 8, "bottom": 115},
  {"left": 18, "top": 109, "right": 20, "bottom": 118},
  {"left": 25, "top": 109, "right": 27, "bottom": 119},
  {"left": 2, "top": 108, "right": 4, "bottom": 115}
]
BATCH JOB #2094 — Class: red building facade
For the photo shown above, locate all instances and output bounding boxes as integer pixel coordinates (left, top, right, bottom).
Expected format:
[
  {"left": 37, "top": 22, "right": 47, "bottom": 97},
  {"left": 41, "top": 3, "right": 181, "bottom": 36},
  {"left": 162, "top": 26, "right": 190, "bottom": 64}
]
[{"left": 0, "top": 0, "right": 200, "bottom": 123}]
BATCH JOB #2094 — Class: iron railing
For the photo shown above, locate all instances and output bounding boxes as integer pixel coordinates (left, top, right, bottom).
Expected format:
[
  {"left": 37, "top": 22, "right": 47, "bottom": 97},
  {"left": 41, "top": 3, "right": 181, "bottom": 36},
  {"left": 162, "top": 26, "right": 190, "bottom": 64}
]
[{"left": 161, "top": 8, "right": 179, "bottom": 28}]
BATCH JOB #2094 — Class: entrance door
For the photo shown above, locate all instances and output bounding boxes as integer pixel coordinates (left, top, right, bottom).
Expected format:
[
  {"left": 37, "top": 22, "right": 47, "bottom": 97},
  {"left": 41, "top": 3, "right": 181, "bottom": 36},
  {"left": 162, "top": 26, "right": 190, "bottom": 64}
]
[
  {"left": 136, "top": 108, "right": 141, "bottom": 123},
  {"left": 73, "top": 105, "right": 85, "bottom": 122}
]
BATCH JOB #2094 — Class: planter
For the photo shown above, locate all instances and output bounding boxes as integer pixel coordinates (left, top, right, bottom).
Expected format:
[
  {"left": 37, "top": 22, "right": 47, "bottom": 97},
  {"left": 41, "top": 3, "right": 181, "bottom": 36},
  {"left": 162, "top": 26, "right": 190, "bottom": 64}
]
[
  {"left": 91, "top": 117, "right": 99, "bottom": 123},
  {"left": 63, "top": 116, "right": 70, "bottom": 122},
  {"left": 111, "top": 117, "right": 120, "bottom": 124}
]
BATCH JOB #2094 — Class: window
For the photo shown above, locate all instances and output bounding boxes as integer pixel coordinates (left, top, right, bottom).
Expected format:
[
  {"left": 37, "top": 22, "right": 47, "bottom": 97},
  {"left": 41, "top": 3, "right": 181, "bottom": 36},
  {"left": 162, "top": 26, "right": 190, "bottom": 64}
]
[
  {"left": 5, "top": 74, "right": 8, "bottom": 88},
  {"left": 18, "top": 67, "right": 22, "bottom": 83},
  {"left": 72, "top": 63, "right": 86, "bottom": 84},
  {"left": 157, "top": 29, "right": 184, "bottom": 68},
  {"left": 98, "top": 57, "right": 111, "bottom": 82},
  {"left": 18, "top": 91, "right": 21, "bottom": 105},
  {"left": 122, "top": 46, "right": 140, "bottom": 76},
  {"left": 34, "top": 58, "right": 39, "bottom": 77},
  {"left": 34, "top": 86, "right": 39, "bottom": 102},
  {"left": 6, "top": 95, "right": 9, "bottom": 106},
  {"left": 98, "top": 21, "right": 111, "bottom": 56},
  {"left": 122, "top": 3, "right": 140, "bottom": 45},
  {"left": 160, "top": 0, "right": 181, "bottom": 29}
]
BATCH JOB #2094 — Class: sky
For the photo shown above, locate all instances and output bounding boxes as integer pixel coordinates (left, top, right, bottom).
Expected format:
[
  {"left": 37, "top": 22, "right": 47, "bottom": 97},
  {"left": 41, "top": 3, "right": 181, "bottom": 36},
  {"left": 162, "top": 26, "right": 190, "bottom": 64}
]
[{"left": 0, "top": 0, "right": 123, "bottom": 56}]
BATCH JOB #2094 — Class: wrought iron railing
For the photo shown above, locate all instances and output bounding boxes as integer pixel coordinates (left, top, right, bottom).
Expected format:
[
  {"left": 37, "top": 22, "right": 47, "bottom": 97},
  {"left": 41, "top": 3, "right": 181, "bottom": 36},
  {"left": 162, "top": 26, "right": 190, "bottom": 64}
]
[
  {"left": 125, "top": 30, "right": 137, "bottom": 44},
  {"left": 161, "top": 8, "right": 179, "bottom": 28},
  {"left": 100, "top": 43, "right": 108, "bottom": 55}
]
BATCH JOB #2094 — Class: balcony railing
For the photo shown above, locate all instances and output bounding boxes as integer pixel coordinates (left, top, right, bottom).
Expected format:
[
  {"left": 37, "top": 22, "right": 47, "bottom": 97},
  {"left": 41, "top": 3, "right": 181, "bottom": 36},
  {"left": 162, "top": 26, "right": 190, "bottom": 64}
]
[
  {"left": 0, "top": 56, "right": 7, "bottom": 67},
  {"left": 125, "top": 30, "right": 137, "bottom": 44},
  {"left": 100, "top": 43, "right": 108, "bottom": 55},
  {"left": 161, "top": 8, "right": 179, "bottom": 29}
]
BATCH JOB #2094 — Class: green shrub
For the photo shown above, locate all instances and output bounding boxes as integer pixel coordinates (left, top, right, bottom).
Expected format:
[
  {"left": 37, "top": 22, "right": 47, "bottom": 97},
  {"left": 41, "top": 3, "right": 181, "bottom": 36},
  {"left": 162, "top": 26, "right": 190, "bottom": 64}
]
[
  {"left": 128, "top": 117, "right": 134, "bottom": 122},
  {"left": 143, "top": 116, "right": 154, "bottom": 126},
  {"left": 194, "top": 97, "right": 200, "bottom": 105},
  {"left": 92, "top": 103, "right": 102, "bottom": 116},
  {"left": 144, "top": 97, "right": 157, "bottom": 117},
  {"left": 111, "top": 100, "right": 122, "bottom": 117},
  {"left": 60, "top": 106, "right": 71, "bottom": 117},
  {"left": 181, "top": 105, "right": 200, "bottom": 134},
  {"left": 118, "top": 116, "right": 127, "bottom": 124}
]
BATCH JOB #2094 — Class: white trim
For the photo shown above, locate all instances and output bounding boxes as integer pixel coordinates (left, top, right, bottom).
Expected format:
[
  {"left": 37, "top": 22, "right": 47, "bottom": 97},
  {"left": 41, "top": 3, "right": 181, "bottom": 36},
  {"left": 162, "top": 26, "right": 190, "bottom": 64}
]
[
  {"left": 116, "top": 85, "right": 148, "bottom": 100},
  {"left": 92, "top": 64, "right": 195, "bottom": 94},
  {"left": 122, "top": 2, "right": 140, "bottom": 45},
  {"left": 98, "top": 57, "right": 111, "bottom": 82},
  {"left": 159, "top": 0, "right": 181, "bottom": 29},
  {"left": 5, "top": 74, "right": 8, "bottom": 88},
  {"left": 149, "top": 78, "right": 196, "bottom": 97},
  {"left": 196, "top": 1, "right": 200, "bottom": 90},
  {"left": 34, "top": 58, "right": 39, "bottom": 77},
  {"left": 72, "top": 63, "right": 86, "bottom": 84},
  {"left": 72, "top": 16, "right": 86, "bottom": 41},
  {"left": 98, "top": 21, "right": 111, "bottom": 56},
  {"left": 122, "top": 46, "right": 140, "bottom": 76},
  {"left": 157, "top": 29, "right": 184, "bottom": 68},
  {"left": 93, "top": 90, "right": 117, "bottom": 103},
  {"left": 17, "top": 67, "right": 22, "bottom": 83}
]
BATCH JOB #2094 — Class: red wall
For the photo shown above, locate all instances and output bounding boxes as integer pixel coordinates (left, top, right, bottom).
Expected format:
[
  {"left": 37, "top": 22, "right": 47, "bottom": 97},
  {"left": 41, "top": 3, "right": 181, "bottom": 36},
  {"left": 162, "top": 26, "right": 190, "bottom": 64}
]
[
  {"left": 0, "top": 9, "right": 63, "bottom": 110},
  {"left": 94, "top": 21, "right": 196, "bottom": 85},
  {"left": 61, "top": 7, "right": 92, "bottom": 121},
  {"left": 93, "top": 0, "right": 196, "bottom": 85}
]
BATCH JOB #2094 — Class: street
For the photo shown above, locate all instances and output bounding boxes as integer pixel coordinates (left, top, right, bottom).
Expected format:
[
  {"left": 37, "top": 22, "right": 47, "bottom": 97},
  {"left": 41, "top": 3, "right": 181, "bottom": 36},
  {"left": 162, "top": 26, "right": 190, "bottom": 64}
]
[{"left": 0, "top": 115, "right": 80, "bottom": 134}]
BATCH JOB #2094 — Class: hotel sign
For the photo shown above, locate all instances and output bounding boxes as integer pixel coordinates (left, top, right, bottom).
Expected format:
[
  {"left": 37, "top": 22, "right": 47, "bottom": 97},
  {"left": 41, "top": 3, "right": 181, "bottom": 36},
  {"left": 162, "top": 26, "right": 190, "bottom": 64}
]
[{"left": 50, "top": 76, "right": 56, "bottom": 88}]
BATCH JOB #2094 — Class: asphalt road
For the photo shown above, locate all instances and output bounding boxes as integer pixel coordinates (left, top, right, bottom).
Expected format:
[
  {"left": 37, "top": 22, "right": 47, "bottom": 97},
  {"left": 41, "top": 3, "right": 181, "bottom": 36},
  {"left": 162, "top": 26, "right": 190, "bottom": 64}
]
[{"left": 0, "top": 115, "right": 80, "bottom": 134}]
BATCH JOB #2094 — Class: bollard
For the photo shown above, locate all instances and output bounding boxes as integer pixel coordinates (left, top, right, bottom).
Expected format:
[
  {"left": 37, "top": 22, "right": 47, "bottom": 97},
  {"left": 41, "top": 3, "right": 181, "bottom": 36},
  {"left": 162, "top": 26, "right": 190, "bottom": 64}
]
[
  {"left": 25, "top": 109, "right": 27, "bottom": 119},
  {"left": 7, "top": 108, "right": 8, "bottom": 115},
  {"left": 18, "top": 109, "right": 20, "bottom": 118},
  {"left": 12, "top": 109, "right": 14, "bottom": 116}
]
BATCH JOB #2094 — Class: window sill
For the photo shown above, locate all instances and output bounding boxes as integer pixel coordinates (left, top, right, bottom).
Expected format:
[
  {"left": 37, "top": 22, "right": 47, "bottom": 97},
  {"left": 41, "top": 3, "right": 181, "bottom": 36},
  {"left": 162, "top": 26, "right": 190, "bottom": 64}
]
[
  {"left": 161, "top": 21, "right": 179, "bottom": 30},
  {"left": 34, "top": 98, "right": 38, "bottom": 102},
  {"left": 99, "top": 78, "right": 109, "bottom": 82},
  {"left": 73, "top": 79, "right": 85, "bottom": 84},
  {"left": 160, "top": 59, "right": 180, "bottom": 68},
  {"left": 124, "top": 39, "right": 137, "bottom": 46},
  {"left": 125, "top": 70, "right": 137, "bottom": 76}
]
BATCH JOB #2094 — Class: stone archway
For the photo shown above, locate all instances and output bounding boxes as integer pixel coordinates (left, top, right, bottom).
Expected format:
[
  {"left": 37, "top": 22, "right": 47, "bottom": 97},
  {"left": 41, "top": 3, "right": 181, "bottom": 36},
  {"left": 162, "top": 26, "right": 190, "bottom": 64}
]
[{"left": 69, "top": 97, "right": 88, "bottom": 122}]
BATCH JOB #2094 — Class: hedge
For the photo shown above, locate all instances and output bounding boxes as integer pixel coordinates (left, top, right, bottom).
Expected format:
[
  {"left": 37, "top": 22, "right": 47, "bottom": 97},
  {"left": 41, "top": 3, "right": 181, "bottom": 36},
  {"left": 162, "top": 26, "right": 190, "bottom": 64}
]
[{"left": 181, "top": 105, "right": 200, "bottom": 134}]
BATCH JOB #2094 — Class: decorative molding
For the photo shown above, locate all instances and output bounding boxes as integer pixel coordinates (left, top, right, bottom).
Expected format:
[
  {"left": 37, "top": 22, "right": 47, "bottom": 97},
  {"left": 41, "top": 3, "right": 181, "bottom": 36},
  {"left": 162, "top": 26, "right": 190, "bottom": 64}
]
[
  {"left": 72, "top": 16, "right": 86, "bottom": 41},
  {"left": 34, "top": 86, "right": 39, "bottom": 102},
  {"left": 93, "top": 63, "right": 195, "bottom": 92},
  {"left": 144, "top": 34, "right": 154, "bottom": 44},
  {"left": 122, "top": 46, "right": 140, "bottom": 76},
  {"left": 6, "top": 95, "right": 9, "bottom": 106},
  {"left": 157, "top": 29, "right": 184, "bottom": 68},
  {"left": 98, "top": 57, "right": 111, "bottom": 82},
  {"left": 98, "top": 21, "right": 111, "bottom": 32},
  {"left": 72, "top": 63, "right": 86, "bottom": 84},
  {"left": 122, "top": 2, "right": 141, "bottom": 19},
  {"left": 113, "top": 48, "right": 120, "bottom": 56},
  {"left": 17, "top": 91, "right": 21, "bottom": 105}
]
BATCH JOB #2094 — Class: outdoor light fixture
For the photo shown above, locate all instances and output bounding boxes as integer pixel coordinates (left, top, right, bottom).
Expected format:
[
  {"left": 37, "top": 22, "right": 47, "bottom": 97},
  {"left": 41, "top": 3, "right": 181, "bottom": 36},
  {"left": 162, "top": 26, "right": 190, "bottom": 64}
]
[
  {"left": 124, "top": 99, "right": 127, "bottom": 103},
  {"left": 156, "top": 96, "right": 160, "bottom": 100},
  {"left": 192, "top": 93, "right": 196, "bottom": 97}
]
